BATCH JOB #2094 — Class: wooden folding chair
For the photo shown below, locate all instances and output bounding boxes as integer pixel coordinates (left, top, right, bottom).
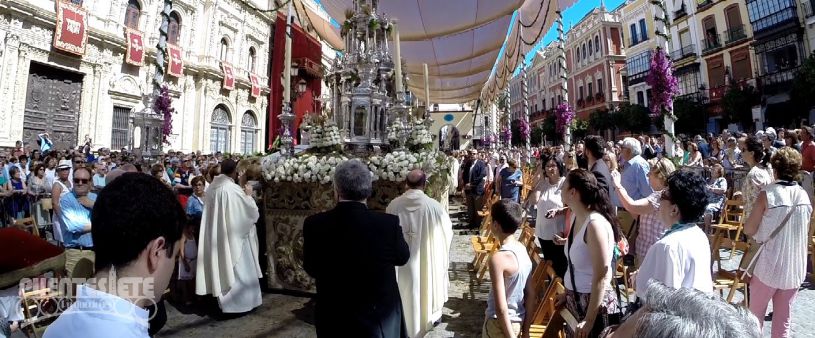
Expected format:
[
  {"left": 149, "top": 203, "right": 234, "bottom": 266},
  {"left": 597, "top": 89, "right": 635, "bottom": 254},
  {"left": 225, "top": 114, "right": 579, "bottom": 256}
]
[
  {"left": 710, "top": 199, "right": 745, "bottom": 259},
  {"left": 712, "top": 239, "right": 750, "bottom": 306},
  {"left": 19, "top": 285, "right": 63, "bottom": 338},
  {"left": 14, "top": 217, "right": 39, "bottom": 238},
  {"left": 808, "top": 213, "right": 815, "bottom": 283},
  {"left": 527, "top": 281, "right": 566, "bottom": 338}
]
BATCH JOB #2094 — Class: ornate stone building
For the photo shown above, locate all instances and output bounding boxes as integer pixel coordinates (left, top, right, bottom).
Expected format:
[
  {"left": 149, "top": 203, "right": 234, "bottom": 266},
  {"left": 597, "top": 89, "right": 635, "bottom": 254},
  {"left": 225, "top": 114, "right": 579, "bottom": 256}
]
[{"left": 0, "top": 0, "right": 273, "bottom": 154}]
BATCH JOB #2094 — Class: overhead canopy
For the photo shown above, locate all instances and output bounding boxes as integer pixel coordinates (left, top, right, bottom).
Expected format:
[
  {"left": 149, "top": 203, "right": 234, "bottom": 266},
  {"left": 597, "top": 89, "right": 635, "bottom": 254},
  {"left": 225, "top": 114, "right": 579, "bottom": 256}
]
[
  {"left": 316, "top": 0, "right": 578, "bottom": 104},
  {"left": 299, "top": 0, "right": 345, "bottom": 50}
]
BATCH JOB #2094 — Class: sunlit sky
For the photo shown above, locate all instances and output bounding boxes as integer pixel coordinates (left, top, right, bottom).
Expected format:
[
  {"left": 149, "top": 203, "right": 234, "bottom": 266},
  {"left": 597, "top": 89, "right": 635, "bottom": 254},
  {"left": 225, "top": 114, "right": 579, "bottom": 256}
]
[{"left": 313, "top": 0, "right": 626, "bottom": 80}]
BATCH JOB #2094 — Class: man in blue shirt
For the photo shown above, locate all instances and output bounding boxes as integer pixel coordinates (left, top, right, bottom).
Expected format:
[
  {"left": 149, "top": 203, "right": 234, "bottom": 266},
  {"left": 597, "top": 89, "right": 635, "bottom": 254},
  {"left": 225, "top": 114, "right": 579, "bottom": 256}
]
[
  {"left": 44, "top": 173, "right": 185, "bottom": 338},
  {"left": 615, "top": 137, "right": 653, "bottom": 207},
  {"left": 60, "top": 167, "right": 96, "bottom": 278}
]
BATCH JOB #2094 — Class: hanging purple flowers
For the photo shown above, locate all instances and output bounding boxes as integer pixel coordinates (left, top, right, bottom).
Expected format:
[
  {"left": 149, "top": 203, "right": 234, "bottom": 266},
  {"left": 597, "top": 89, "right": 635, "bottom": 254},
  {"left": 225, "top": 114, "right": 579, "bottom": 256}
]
[
  {"left": 518, "top": 119, "right": 531, "bottom": 140},
  {"left": 153, "top": 84, "right": 175, "bottom": 145},
  {"left": 501, "top": 127, "right": 511, "bottom": 144},
  {"left": 482, "top": 132, "right": 494, "bottom": 147},
  {"left": 554, "top": 102, "right": 575, "bottom": 135},
  {"left": 645, "top": 48, "right": 680, "bottom": 116}
]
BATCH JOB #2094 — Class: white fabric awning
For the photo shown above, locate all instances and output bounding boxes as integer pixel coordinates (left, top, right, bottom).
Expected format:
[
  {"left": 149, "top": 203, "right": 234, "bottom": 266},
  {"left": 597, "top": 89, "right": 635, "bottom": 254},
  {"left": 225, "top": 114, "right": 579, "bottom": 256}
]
[{"left": 317, "top": 0, "right": 578, "bottom": 104}]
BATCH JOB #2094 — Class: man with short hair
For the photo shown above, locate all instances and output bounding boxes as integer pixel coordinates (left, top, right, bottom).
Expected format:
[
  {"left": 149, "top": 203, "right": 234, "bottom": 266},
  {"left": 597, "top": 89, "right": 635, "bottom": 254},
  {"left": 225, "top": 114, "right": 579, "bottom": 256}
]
[
  {"left": 196, "top": 159, "right": 261, "bottom": 313},
  {"left": 386, "top": 169, "right": 453, "bottom": 337},
  {"left": 466, "top": 151, "right": 489, "bottom": 228},
  {"left": 584, "top": 135, "right": 612, "bottom": 198},
  {"left": 59, "top": 167, "right": 96, "bottom": 278},
  {"left": 800, "top": 126, "right": 815, "bottom": 172},
  {"left": 304, "top": 159, "right": 409, "bottom": 337},
  {"left": 92, "top": 162, "right": 107, "bottom": 191},
  {"left": 43, "top": 173, "right": 186, "bottom": 338}
]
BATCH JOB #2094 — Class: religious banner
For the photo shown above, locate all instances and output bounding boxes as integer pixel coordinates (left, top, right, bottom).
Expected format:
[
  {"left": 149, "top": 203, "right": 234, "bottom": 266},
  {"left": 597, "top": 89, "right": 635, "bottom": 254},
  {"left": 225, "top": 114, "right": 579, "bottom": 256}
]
[
  {"left": 167, "top": 44, "right": 184, "bottom": 77},
  {"left": 221, "top": 62, "right": 235, "bottom": 91},
  {"left": 249, "top": 73, "right": 261, "bottom": 98},
  {"left": 53, "top": 0, "right": 88, "bottom": 55},
  {"left": 125, "top": 29, "right": 145, "bottom": 66}
]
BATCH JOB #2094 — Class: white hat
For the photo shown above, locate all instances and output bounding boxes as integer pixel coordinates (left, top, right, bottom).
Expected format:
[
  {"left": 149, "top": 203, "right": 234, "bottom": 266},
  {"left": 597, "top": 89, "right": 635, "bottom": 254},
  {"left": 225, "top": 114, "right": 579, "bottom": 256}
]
[{"left": 56, "top": 159, "right": 72, "bottom": 170}]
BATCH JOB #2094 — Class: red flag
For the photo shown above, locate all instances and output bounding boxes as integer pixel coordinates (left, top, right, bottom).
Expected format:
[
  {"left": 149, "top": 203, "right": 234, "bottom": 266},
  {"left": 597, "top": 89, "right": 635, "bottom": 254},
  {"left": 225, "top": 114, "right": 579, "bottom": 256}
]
[
  {"left": 249, "top": 73, "right": 261, "bottom": 98},
  {"left": 221, "top": 62, "right": 235, "bottom": 90},
  {"left": 53, "top": 1, "right": 88, "bottom": 55},
  {"left": 125, "top": 29, "right": 145, "bottom": 66},
  {"left": 167, "top": 44, "right": 184, "bottom": 77}
]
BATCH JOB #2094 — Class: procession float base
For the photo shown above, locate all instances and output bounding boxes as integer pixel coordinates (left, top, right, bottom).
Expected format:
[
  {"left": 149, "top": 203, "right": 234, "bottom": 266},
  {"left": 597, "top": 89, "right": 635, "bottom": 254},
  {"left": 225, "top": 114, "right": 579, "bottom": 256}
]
[{"left": 263, "top": 180, "right": 448, "bottom": 292}]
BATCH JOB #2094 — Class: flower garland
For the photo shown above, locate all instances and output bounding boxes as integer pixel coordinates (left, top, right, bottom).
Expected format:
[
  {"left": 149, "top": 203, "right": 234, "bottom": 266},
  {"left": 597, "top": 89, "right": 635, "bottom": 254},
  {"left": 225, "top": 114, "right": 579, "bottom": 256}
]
[
  {"left": 153, "top": 84, "right": 175, "bottom": 145},
  {"left": 309, "top": 123, "right": 342, "bottom": 150},
  {"left": 407, "top": 120, "right": 433, "bottom": 149},
  {"left": 554, "top": 103, "right": 575, "bottom": 135},
  {"left": 645, "top": 47, "right": 680, "bottom": 141},
  {"left": 261, "top": 150, "right": 451, "bottom": 184},
  {"left": 517, "top": 119, "right": 531, "bottom": 141}
]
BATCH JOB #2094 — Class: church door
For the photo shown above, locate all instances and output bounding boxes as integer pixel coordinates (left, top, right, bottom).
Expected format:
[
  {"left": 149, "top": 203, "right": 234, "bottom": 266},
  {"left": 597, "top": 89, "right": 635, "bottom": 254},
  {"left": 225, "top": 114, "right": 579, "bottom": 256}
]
[{"left": 23, "top": 62, "right": 83, "bottom": 151}]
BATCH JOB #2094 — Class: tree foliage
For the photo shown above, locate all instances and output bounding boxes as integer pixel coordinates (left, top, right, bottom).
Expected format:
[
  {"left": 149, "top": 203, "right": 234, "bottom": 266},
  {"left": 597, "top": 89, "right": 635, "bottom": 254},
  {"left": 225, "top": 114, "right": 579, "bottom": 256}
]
[
  {"left": 722, "top": 84, "right": 758, "bottom": 128},
  {"left": 673, "top": 96, "right": 707, "bottom": 135},
  {"left": 791, "top": 52, "right": 815, "bottom": 120},
  {"left": 615, "top": 103, "right": 651, "bottom": 134},
  {"left": 588, "top": 109, "right": 613, "bottom": 132}
]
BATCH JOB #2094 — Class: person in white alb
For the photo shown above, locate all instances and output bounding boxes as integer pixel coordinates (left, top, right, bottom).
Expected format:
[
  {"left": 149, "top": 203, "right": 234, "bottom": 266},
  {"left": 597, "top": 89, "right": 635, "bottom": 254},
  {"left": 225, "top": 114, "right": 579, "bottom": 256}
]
[
  {"left": 633, "top": 170, "right": 713, "bottom": 302},
  {"left": 743, "top": 147, "right": 812, "bottom": 338},
  {"left": 386, "top": 169, "right": 453, "bottom": 338},
  {"left": 196, "top": 159, "right": 262, "bottom": 313}
]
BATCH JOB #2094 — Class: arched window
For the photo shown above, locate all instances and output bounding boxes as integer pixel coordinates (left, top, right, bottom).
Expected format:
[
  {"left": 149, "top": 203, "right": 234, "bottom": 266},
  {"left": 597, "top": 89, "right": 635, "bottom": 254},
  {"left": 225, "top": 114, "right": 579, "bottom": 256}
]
[
  {"left": 124, "top": 0, "right": 141, "bottom": 29},
  {"left": 220, "top": 38, "right": 229, "bottom": 62},
  {"left": 240, "top": 112, "right": 258, "bottom": 154},
  {"left": 588, "top": 40, "right": 593, "bottom": 56},
  {"left": 211, "top": 105, "right": 231, "bottom": 153},
  {"left": 595, "top": 35, "right": 600, "bottom": 53},
  {"left": 582, "top": 43, "right": 587, "bottom": 60},
  {"left": 168, "top": 11, "right": 181, "bottom": 44},
  {"left": 248, "top": 46, "right": 257, "bottom": 73}
]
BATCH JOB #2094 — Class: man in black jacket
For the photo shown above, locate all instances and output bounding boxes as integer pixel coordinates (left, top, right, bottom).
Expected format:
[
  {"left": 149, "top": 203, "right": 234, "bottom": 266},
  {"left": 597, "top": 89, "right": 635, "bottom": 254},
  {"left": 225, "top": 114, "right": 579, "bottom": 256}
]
[
  {"left": 303, "top": 159, "right": 410, "bottom": 338},
  {"left": 466, "top": 151, "right": 488, "bottom": 228}
]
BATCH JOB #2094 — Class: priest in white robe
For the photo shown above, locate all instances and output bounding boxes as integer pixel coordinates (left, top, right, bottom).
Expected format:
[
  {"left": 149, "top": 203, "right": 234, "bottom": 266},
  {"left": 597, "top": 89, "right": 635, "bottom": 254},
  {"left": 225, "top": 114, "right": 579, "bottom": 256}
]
[
  {"left": 196, "top": 159, "right": 262, "bottom": 313},
  {"left": 448, "top": 154, "right": 460, "bottom": 194},
  {"left": 386, "top": 170, "right": 454, "bottom": 337}
]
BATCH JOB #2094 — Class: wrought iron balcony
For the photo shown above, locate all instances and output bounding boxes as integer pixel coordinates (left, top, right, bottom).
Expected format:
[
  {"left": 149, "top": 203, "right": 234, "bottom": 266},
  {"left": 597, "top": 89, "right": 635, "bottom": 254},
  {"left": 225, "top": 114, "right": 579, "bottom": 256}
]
[
  {"left": 724, "top": 25, "right": 748, "bottom": 45},
  {"left": 696, "top": 0, "right": 715, "bottom": 12},
  {"left": 670, "top": 44, "right": 696, "bottom": 61},
  {"left": 674, "top": 3, "right": 688, "bottom": 20},
  {"left": 760, "top": 65, "right": 801, "bottom": 94},
  {"left": 701, "top": 35, "right": 722, "bottom": 55},
  {"left": 803, "top": 0, "right": 815, "bottom": 19}
]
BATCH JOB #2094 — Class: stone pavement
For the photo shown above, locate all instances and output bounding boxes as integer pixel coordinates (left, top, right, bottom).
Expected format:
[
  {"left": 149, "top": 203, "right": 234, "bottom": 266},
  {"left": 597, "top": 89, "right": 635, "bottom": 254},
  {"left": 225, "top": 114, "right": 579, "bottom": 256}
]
[{"left": 150, "top": 197, "right": 815, "bottom": 337}]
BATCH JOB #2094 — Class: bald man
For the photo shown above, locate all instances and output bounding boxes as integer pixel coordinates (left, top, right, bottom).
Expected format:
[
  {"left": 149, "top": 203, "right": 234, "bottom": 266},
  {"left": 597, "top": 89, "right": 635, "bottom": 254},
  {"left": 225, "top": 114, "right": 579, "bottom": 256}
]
[{"left": 386, "top": 170, "right": 453, "bottom": 337}]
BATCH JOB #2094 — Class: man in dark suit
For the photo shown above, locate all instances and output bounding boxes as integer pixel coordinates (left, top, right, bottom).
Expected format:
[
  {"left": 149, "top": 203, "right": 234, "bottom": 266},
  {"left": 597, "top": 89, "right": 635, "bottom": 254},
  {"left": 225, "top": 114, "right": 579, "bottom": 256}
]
[
  {"left": 303, "top": 159, "right": 410, "bottom": 338},
  {"left": 466, "top": 150, "right": 488, "bottom": 228}
]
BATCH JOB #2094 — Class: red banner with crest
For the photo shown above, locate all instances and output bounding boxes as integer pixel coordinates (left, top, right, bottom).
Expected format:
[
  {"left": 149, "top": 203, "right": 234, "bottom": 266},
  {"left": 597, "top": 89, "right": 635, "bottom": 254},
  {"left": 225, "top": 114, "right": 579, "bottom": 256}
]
[
  {"left": 167, "top": 44, "right": 184, "bottom": 77},
  {"left": 53, "top": 1, "right": 88, "bottom": 55},
  {"left": 221, "top": 62, "right": 235, "bottom": 90},
  {"left": 249, "top": 74, "right": 261, "bottom": 98},
  {"left": 125, "top": 29, "right": 145, "bottom": 66}
]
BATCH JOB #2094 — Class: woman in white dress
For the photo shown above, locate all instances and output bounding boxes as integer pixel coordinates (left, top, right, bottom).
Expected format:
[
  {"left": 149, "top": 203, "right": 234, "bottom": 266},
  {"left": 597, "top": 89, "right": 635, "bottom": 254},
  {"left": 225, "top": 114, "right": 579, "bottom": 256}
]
[
  {"left": 529, "top": 153, "right": 567, "bottom": 277},
  {"left": 744, "top": 147, "right": 812, "bottom": 338}
]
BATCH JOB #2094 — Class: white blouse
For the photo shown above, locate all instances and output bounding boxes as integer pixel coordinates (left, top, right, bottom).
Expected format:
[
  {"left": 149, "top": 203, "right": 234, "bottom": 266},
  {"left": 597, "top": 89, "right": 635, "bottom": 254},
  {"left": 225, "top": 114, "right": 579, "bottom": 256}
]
[
  {"left": 636, "top": 225, "right": 713, "bottom": 300},
  {"left": 535, "top": 177, "right": 566, "bottom": 240},
  {"left": 753, "top": 182, "right": 812, "bottom": 290}
]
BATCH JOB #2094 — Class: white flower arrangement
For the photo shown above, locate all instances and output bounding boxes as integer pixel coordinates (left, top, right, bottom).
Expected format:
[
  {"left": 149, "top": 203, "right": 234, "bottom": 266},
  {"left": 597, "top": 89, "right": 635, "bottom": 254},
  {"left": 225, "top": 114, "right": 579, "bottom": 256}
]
[
  {"left": 310, "top": 123, "right": 342, "bottom": 148},
  {"left": 386, "top": 121, "right": 402, "bottom": 144},
  {"left": 408, "top": 121, "right": 432, "bottom": 146},
  {"left": 262, "top": 150, "right": 451, "bottom": 183}
]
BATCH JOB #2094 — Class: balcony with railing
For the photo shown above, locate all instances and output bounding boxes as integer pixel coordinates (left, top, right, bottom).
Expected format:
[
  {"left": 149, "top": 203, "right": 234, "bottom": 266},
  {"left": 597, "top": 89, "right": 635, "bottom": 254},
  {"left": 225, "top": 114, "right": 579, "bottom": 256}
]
[
  {"left": 696, "top": 0, "right": 716, "bottom": 13},
  {"left": 803, "top": 0, "right": 815, "bottom": 19},
  {"left": 759, "top": 65, "right": 802, "bottom": 94},
  {"left": 701, "top": 34, "right": 722, "bottom": 55},
  {"left": 671, "top": 44, "right": 696, "bottom": 61},
  {"left": 752, "top": 7, "right": 799, "bottom": 36},
  {"left": 724, "top": 25, "right": 748, "bottom": 45},
  {"left": 673, "top": 3, "right": 688, "bottom": 21}
]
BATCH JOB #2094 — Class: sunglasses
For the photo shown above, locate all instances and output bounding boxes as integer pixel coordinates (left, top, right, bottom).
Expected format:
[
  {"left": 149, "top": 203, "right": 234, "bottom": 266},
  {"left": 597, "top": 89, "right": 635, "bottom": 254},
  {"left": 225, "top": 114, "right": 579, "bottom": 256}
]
[
  {"left": 73, "top": 178, "right": 89, "bottom": 184},
  {"left": 74, "top": 160, "right": 86, "bottom": 164}
]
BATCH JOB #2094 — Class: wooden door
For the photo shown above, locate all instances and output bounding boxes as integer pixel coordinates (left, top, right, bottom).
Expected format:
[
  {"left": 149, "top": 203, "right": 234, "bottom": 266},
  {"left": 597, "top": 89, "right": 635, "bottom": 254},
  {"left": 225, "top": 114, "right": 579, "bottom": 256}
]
[{"left": 23, "top": 62, "right": 83, "bottom": 151}]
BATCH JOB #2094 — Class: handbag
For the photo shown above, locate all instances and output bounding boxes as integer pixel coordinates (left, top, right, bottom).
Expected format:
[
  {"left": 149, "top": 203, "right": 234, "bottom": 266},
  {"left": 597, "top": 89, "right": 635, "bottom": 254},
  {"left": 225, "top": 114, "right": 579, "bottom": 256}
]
[
  {"left": 566, "top": 215, "right": 622, "bottom": 335},
  {"left": 741, "top": 187, "right": 800, "bottom": 280}
]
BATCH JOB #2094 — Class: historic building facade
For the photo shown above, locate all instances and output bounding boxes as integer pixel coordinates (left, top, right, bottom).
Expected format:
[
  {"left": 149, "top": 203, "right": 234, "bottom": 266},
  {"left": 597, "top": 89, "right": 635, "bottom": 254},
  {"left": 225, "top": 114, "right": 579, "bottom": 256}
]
[
  {"left": 0, "top": 0, "right": 272, "bottom": 153},
  {"left": 620, "top": 0, "right": 658, "bottom": 107},
  {"left": 565, "top": 5, "right": 626, "bottom": 119}
]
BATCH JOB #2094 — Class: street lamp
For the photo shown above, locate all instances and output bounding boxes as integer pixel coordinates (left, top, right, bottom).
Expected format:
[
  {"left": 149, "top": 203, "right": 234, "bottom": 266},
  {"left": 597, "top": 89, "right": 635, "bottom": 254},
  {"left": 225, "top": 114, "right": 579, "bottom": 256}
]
[{"left": 296, "top": 78, "right": 308, "bottom": 97}]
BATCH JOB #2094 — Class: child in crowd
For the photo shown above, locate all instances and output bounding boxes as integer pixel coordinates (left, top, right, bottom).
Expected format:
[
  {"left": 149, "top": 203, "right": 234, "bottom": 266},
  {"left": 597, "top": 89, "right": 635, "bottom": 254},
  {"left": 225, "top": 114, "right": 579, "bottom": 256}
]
[{"left": 177, "top": 216, "right": 200, "bottom": 306}]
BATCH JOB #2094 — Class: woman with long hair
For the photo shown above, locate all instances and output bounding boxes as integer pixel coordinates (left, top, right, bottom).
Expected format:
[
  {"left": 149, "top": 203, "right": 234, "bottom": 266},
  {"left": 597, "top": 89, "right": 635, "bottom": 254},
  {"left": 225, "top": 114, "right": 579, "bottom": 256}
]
[
  {"left": 686, "top": 142, "right": 703, "bottom": 167},
  {"left": 556, "top": 169, "right": 622, "bottom": 337}
]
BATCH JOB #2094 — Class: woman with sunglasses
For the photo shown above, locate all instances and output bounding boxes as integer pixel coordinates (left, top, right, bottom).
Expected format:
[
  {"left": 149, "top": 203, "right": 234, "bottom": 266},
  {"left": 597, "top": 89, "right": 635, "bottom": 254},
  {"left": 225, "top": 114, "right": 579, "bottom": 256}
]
[
  {"left": 611, "top": 158, "right": 676, "bottom": 265},
  {"left": 632, "top": 170, "right": 712, "bottom": 303},
  {"left": 27, "top": 164, "right": 48, "bottom": 197}
]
